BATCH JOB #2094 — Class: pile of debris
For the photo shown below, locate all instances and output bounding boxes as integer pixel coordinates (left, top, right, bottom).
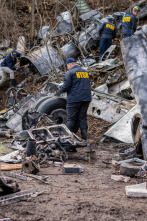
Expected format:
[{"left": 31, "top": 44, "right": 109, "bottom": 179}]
[{"left": 0, "top": 0, "right": 147, "bottom": 210}]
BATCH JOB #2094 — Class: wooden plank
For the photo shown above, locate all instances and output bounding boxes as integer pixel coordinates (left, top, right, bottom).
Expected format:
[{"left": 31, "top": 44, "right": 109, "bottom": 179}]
[{"left": 0, "top": 163, "right": 22, "bottom": 171}]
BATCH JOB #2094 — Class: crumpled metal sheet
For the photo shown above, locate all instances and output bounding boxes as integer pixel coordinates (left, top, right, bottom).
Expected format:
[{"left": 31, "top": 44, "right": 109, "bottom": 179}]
[
  {"left": 22, "top": 110, "right": 53, "bottom": 130},
  {"left": 135, "top": 24, "right": 147, "bottom": 37},
  {"left": 87, "top": 90, "right": 135, "bottom": 123},
  {"left": 22, "top": 110, "right": 43, "bottom": 130},
  {"left": 0, "top": 150, "right": 22, "bottom": 163},
  {"left": 108, "top": 80, "right": 132, "bottom": 99},
  {"left": 61, "top": 42, "right": 80, "bottom": 59},
  {"left": 138, "top": 5, "right": 147, "bottom": 19},
  {"left": 111, "top": 12, "right": 125, "bottom": 29},
  {"left": 61, "top": 22, "right": 101, "bottom": 58},
  {"left": 6, "top": 97, "right": 36, "bottom": 132},
  {"left": 121, "top": 34, "right": 147, "bottom": 125},
  {"left": 104, "top": 105, "right": 140, "bottom": 143},
  {"left": 53, "top": 20, "right": 73, "bottom": 36},
  {"left": 38, "top": 25, "right": 50, "bottom": 39},
  {"left": 21, "top": 45, "right": 64, "bottom": 75},
  {"left": 80, "top": 9, "right": 103, "bottom": 22},
  {"left": 77, "top": 23, "right": 100, "bottom": 51},
  {"left": 121, "top": 33, "right": 147, "bottom": 159}
]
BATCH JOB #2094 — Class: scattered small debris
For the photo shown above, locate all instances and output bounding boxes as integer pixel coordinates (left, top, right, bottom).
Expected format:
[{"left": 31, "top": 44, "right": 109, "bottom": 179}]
[
  {"left": 111, "top": 175, "right": 130, "bottom": 183},
  {"left": 136, "top": 164, "right": 147, "bottom": 178}
]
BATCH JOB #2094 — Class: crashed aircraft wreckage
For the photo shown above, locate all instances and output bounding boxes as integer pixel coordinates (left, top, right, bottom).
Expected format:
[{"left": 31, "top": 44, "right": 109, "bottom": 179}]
[
  {"left": 121, "top": 25, "right": 147, "bottom": 160},
  {"left": 0, "top": 0, "right": 147, "bottom": 160},
  {"left": 20, "top": 0, "right": 147, "bottom": 76}
]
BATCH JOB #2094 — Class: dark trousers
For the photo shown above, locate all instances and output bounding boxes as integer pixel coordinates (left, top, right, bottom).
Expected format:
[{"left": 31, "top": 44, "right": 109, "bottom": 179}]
[
  {"left": 66, "top": 101, "right": 90, "bottom": 133},
  {"left": 99, "top": 38, "right": 112, "bottom": 56}
]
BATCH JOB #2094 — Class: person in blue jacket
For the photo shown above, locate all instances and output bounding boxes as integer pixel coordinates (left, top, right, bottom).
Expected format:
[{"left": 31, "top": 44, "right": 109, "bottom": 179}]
[
  {"left": 0, "top": 50, "right": 22, "bottom": 87},
  {"left": 99, "top": 16, "right": 116, "bottom": 56},
  {"left": 122, "top": 6, "right": 140, "bottom": 38},
  {"left": 60, "top": 58, "right": 92, "bottom": 140}
]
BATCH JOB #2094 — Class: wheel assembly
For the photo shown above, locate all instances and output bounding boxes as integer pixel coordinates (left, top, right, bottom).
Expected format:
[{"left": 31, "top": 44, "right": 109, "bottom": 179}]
[{"left": 36, "top": 97, "right": 67, "bottom": 124}]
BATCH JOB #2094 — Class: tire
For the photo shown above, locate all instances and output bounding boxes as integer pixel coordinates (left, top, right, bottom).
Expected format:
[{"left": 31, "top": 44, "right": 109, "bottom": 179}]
[
  {"left": 36, "top": 97, "right": 67, "bottom": 124},
  {"left": 34, "top": 96, "right": 52, "bottom": 110}
]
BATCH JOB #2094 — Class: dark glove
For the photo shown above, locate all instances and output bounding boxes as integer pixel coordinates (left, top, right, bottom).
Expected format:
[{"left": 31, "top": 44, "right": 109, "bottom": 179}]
[{"left": 16, "top": 68, "right": 21, "bottom": 72}]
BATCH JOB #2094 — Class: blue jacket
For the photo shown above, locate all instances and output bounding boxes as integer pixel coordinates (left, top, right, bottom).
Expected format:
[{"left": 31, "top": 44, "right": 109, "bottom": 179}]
[
  {"left": 60, "top": 65, "right": 92, "bottom": 103},
  {"left": 122, "top": 12, "right": 137, "bottom": 37},
  {"left": 1, "top": 51, "right": 22, "bottom": 70},
  {"left": 99, "top": 21, "right": 116, "bottom": 39}
]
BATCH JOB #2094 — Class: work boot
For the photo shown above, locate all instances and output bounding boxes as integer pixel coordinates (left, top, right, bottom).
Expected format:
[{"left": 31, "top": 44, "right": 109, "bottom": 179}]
[
  {"left": 11, "top": 79, "right": 17, "bottom": 87},
  {"left": 81, "top": 129, "right": 87, "bottom": 140}
]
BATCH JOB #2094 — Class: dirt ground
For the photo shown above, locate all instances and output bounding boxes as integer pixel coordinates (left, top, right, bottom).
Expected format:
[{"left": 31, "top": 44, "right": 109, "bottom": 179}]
[{"left": 0, "top": 117, "right": 147, "bottom": 221}]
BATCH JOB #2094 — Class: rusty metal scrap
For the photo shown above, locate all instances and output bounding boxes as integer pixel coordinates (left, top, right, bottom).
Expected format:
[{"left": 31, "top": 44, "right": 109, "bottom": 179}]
[
  {"left": 3, "top": 172, "right": 32, "bottom": 181},
  {"left": 0, "top": 189, "right": 44, "bottom": 206},
  {"left": 0, "top": 130, "right": 12, "bottom": 139}
]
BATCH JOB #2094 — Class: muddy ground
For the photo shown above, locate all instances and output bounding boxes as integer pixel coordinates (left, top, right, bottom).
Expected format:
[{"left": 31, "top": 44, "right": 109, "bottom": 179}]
[{"left": 0, "top": 117, "right": 147, "bottom": 221}]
